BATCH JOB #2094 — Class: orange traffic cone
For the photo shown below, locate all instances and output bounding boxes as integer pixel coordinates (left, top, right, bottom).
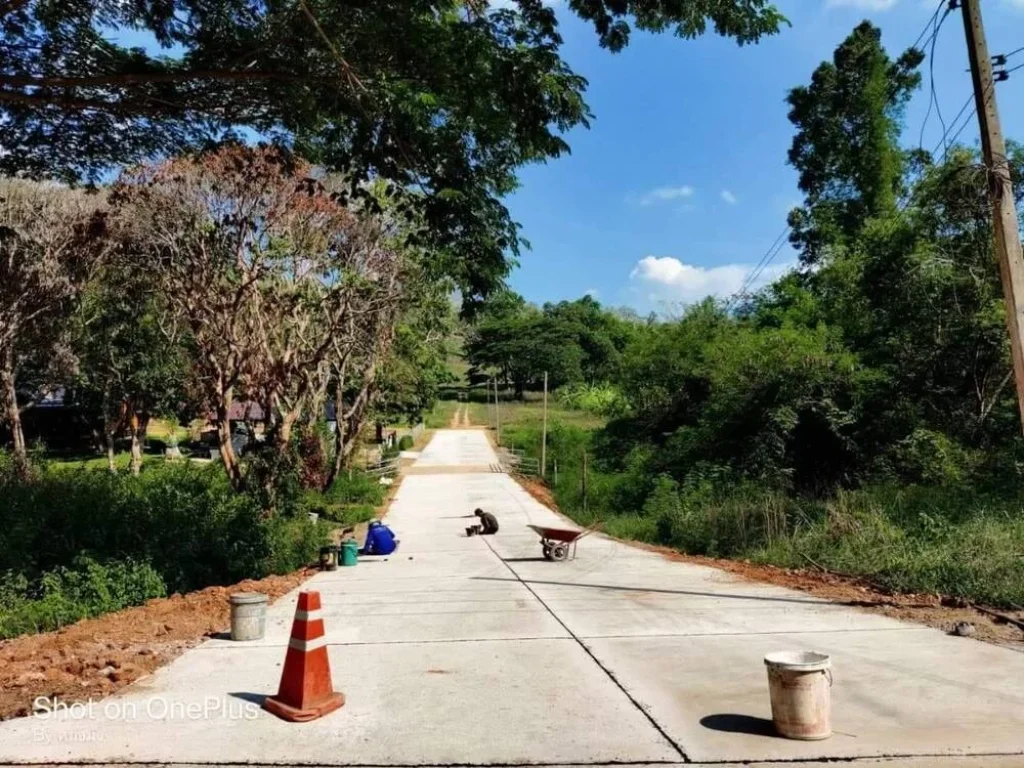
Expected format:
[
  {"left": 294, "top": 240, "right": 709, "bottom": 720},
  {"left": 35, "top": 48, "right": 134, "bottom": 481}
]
[{"left": 263, "top": 590, "right": 345, "bottom": 722}]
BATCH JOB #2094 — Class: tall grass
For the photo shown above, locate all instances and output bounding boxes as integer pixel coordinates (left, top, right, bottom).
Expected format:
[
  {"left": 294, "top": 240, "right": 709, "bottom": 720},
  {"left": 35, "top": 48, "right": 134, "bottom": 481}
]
[{"left": 503, "top": 419, "right": 1024, "bottom": 609}]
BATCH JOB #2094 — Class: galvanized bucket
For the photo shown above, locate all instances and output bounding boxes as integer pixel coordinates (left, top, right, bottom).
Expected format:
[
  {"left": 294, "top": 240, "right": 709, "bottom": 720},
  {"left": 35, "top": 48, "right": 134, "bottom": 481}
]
[{"left": 229, "top": 592, "right": 268, "bottom": 641}]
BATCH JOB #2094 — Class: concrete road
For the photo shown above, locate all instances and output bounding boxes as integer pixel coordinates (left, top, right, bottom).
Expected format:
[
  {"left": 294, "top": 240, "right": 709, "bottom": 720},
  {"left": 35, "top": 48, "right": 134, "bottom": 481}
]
[{"left": 2, "top": 428, "right": 1023, "bottom": 766}]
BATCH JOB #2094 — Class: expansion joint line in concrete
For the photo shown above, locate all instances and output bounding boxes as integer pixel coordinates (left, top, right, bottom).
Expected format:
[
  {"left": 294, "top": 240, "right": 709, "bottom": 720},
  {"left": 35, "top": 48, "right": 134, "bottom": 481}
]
[{"left": 480, "top": 537, "right": 692, "bottom": 764}]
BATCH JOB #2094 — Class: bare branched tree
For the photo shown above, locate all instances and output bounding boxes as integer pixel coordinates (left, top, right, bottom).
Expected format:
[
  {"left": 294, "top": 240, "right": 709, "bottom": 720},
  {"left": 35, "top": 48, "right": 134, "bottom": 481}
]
[
  {"left": 0, "top": 179, "right": 107, "bottom": 477},
  {"left": 110, "top": 145, "right": 402, "bottom": 493}
]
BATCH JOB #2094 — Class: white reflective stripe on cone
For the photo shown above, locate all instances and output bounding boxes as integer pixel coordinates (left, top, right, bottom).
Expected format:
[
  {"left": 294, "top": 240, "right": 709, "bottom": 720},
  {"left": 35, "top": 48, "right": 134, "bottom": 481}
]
[
  {"left": 294, "top": 609, "right": 323, "bottom": 621},
  {"left": 288, "top": 636, "right": 327, "bottom": 652}
]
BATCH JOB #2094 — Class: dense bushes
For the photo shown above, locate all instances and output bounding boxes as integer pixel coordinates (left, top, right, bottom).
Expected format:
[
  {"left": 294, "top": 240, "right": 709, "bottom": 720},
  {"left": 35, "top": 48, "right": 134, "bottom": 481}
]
[
  {"left": 556, "top": 383, "right": 628, "bottom": 418},
  {"left": 0, "top": 557, "right": 166, "bottom": 639},
  {"left": 299, "top": 471, "right": 386, "bottom": 525},
  {"left": 505, "top": 419, "right": 1024, "bottom": 608},
  {"left": 0, "top": 456, "right": 329, "bottom": 637}
]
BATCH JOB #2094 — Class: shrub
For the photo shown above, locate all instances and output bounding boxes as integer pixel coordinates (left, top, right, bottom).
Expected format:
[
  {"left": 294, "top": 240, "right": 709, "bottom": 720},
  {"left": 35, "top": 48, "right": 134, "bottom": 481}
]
[
  {"left": 556, "top": 383, "right": 628, "bottom": 417},
  {"left": 398, "top": 434, "right": 415, "bottom": 451},
  {"left": 0, "top": 557, "right": 167, "bottom": 639},
  {"left": 0, "top": 459, "right": 328, "bottom": 597}
]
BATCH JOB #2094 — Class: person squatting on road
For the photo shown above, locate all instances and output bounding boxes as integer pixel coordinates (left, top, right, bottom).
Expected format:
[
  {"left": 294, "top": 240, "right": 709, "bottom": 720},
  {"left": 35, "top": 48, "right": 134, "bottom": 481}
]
[
  {"left": 361, "top": 520, "right": 399, "bottom": 555},
  {"left": 474, "top": 508, "right": 499, "bottom": 535}
]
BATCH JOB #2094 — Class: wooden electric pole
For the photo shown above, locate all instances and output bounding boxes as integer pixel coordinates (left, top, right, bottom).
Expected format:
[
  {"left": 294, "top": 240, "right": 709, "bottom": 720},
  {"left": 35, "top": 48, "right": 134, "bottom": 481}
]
[
  {"left": 541, "top": 371, "right": 548, "bottom": 478},
  {"left": 961, "top": 0, "right": 1024, "bottom": 432},
  {"left": 494, "top": 377, "right": 501, "bottom": 445}
]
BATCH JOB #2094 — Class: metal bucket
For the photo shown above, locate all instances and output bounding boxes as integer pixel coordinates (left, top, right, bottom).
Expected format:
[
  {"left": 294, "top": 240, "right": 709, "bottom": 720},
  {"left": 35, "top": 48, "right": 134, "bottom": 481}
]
[
  {"left": 320, "top": 545, "right": 338, "bottom": 571},
  {"left": 764, "top": 651, "right": 832, "bottom": 740},
  {"left": 229, "top": 592, "right": 268, "bottom": 641}
]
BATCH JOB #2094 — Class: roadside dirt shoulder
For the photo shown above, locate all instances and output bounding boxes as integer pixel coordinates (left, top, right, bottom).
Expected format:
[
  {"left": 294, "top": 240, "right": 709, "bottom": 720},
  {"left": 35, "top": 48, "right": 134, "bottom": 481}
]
[{"left": 0, "top": 568, "right": 316, "bottom": 720}]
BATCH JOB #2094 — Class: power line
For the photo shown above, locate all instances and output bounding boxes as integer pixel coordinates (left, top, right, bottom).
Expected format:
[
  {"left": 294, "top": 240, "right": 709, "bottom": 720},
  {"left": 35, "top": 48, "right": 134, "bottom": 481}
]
[
  {"left": 919, "top": 4, "right": 955, "bottom": 152},
  {"left": 726, "top": 225, "right": 791, "bottom": 308},
  {"left": 910, "top": 0, "right": 949, "bottom": 53}
]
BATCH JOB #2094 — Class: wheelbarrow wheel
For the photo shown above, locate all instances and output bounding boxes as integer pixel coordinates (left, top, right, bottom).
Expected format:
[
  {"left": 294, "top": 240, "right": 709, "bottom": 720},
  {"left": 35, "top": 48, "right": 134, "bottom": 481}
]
[
  {"left": 550, "top": 544, "right": 568, "bottom": 562},
  {"left": 542, "top": 543, "right": 553, "bottom": 560}
]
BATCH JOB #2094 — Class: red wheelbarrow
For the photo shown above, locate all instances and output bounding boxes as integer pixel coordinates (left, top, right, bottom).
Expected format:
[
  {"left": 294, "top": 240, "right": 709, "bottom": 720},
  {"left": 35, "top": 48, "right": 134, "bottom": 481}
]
[{"left": 527, "top": 523, "right": 601, "bottom": 561}]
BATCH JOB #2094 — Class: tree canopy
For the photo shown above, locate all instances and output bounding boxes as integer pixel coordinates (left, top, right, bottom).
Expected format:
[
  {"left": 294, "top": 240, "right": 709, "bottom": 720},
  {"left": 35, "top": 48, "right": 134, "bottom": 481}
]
[{"left": 1, "top": 0, "right": 784, "bottom": 302}]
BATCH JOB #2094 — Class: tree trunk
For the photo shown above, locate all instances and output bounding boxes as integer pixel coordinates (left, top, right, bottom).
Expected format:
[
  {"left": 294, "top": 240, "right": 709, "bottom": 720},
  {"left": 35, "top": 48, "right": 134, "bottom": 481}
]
[
  {"left": 129, "top": 410, "right": 149, "bottom": 476},
  {"left": 0, "top": 350, "right": 28, "bottom": 479},
  {"left": 102, "top": 390, "right": 118, "bottom": 473},
  {"left": 216, "top": 401, "right": 245, "bottom": 491},
  {"left": 324, "top": 383, "right": 346, "bottom": 491}
]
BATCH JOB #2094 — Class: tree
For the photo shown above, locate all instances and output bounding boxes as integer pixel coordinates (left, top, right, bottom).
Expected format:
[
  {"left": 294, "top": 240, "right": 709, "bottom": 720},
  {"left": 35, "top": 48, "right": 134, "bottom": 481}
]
[
  {"left": 110, "top": 145, "right": 402, "bottom": 493},
  {"left": 1, "top": 1, "right": 784, "bottom": 304},
  {"left": 786, "top": 21, "right": 922, "bottom": 265},
  {"left": 75, "top": 268, "right": 190, "bottom": 474},
  {"left": 0, "top": 179, "right": 107, "bottom": 477}
]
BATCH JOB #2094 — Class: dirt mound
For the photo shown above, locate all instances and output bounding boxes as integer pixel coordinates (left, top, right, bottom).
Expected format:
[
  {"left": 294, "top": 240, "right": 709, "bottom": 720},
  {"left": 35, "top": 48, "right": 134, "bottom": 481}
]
[{"left": 0, "top": 568, "right": 315, "bottom": 720}]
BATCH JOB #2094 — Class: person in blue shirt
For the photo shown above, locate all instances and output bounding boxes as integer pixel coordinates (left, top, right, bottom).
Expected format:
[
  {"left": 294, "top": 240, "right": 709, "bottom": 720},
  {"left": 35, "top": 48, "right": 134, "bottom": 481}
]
[{"left": 361, "top": 520, "right": 398, "bottom": 555}]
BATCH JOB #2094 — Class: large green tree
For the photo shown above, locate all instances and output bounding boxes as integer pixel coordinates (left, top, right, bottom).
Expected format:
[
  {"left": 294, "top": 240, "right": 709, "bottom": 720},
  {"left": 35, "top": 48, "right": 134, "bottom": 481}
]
[
  {"left": 1, "top": 0, "right": 784, "bottom": 302},
  {"left": 785, "top": 21, "right": 922, "bottom": 265}
]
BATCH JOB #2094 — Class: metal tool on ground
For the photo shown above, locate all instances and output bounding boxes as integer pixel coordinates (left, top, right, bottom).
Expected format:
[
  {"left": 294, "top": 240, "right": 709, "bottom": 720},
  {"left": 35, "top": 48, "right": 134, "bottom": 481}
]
[
  {"left": 263, "top": 590, "right": 345, "bottom": 722},
  {"left": 228, "top": 592, "right": 268, "bottom": 641},
  {"left": 764, "top": 651, "right": 832, "bottom": 740},
  {"left": 527, "top": 522, "right": 601, "bottom": 561}
]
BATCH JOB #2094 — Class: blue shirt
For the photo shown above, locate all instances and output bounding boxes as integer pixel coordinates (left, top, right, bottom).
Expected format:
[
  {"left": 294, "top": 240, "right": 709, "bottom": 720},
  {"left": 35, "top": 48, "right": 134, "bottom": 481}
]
[{"left": 363, "top": 523, "right": 397, "bottom": 555}]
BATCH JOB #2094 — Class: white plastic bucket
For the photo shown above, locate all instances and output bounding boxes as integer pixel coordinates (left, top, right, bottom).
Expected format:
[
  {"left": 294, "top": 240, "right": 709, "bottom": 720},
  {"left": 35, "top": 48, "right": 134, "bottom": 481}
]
[{"left": 764, "top": 651, "right": 832, "bottom": 740}]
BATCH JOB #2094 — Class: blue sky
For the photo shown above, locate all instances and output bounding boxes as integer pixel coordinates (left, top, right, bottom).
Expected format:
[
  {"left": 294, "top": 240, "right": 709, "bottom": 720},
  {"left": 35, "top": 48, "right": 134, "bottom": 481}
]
[{"left": 504, "top": 0, "right": 1024, "bottom": 312}]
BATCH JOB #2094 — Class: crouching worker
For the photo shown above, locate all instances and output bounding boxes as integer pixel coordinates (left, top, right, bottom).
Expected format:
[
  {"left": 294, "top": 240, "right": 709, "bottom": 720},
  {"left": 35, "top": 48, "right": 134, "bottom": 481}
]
[
  {"left": 361, "top": 520, "right": 398, "bottom": 555},
  {"left": 474, "top": 508, "right": 499, "bottom": 535}
]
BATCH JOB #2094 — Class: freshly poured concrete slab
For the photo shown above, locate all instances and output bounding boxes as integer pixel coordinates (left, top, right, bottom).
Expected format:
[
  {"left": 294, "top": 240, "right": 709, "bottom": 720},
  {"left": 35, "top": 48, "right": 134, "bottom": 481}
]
[
  {"left": 584, "top": 630, "right": 1024, "bottom": 763},
  {"left": 0, "top": 640, "right": 679, "bottom": 765},
  {"left": 412, "top": 429, "right": 498, "bottom": 467},
  {"left": 203, "top": 594, "right": 568, "bottom": 647}
]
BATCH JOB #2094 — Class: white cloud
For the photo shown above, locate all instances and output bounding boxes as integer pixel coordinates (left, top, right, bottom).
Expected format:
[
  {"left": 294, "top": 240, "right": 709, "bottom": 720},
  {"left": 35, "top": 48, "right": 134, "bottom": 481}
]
[
  {"left": 825, "top": 0, "right": 898, "bottom": 9},
  {"left": 634, "top": 185, "right": 695, "bottom": 206},
  {"left": 629, "top": 255, "right": 793, "bottom": 303},
  {"left": 720, "top": 189, "right": 738, "bottom": 205}
]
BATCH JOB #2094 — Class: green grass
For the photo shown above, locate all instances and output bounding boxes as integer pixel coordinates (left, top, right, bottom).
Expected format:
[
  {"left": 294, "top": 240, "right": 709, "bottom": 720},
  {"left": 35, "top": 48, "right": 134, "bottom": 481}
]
[
  {"left": 47, "top": 451, "right": 170, "bottom": 472},
  {"left": 474, "top": 399, "right": 607, "bottom": 441},
  {"left": 493, "top": 417, "right": 1024, "bottom": 609},
  {"left": 425, "top": 400, "right": 460, "bottom": 428}
]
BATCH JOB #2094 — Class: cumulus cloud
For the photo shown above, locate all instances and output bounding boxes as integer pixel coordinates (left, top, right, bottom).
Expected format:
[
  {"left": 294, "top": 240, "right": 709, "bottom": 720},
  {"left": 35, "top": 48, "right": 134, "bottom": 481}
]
[
  {"left": 634, "top": 185, "right": 695, "bottom": 206},
  {"left": 629, "top": 255, "right": 793, "bottom": 303},
  {"left": 720, "top": 189, "right": 738, "bottom": 205}
]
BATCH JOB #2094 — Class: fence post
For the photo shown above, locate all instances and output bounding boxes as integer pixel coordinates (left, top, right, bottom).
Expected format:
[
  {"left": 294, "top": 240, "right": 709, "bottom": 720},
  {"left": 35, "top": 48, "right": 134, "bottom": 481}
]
[{"left": 582, "top": 450, "right": 588, "bottom": 515}]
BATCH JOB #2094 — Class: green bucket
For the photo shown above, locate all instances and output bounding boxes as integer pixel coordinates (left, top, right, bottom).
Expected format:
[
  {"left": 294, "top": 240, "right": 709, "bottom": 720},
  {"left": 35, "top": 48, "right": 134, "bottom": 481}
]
[{"left": 340, "top": 539, "right": 359, "bottom": 567}]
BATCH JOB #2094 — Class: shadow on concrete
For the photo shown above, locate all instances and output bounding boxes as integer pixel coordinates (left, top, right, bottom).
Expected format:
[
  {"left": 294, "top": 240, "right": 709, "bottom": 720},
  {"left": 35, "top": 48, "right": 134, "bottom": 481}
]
[
  {"left": 700, "top": 714, "right": 777, "bottom": 737},
  {"left": 206, "top": 631, "right": 232, "bottom": 641},
  {"left": 472, "top": 576, "right": 833, "bottom": 606},
  {"left": 229, "top": 691, "right": 268, "bottom": 706},
  {"left": 501, "top": 557, "right": 549, "bottom": 563}
]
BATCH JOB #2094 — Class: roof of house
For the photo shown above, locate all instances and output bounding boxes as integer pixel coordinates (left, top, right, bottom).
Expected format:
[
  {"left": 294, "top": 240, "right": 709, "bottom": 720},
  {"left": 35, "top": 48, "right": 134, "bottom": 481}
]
[{"left": 227, "top": 401, "right": 265, "bottom": 421}]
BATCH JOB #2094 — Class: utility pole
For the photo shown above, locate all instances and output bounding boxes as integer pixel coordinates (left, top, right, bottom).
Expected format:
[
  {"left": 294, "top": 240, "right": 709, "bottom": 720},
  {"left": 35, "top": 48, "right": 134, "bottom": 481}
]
[
  {"left": 541, "top": 371, "right": 548, "bottom": 478},
  {"left": 961, "top": 0, "right": 1024, "bottom": 432},
  {"left": 494, "top": 377, "right": 501, "bottom": 445}
]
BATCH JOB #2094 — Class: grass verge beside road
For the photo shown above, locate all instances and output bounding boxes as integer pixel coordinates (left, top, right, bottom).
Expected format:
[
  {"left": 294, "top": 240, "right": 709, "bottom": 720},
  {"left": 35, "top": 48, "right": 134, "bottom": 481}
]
[{"left": 490, "top": 404, "right": 1024, "bottom": 611}]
